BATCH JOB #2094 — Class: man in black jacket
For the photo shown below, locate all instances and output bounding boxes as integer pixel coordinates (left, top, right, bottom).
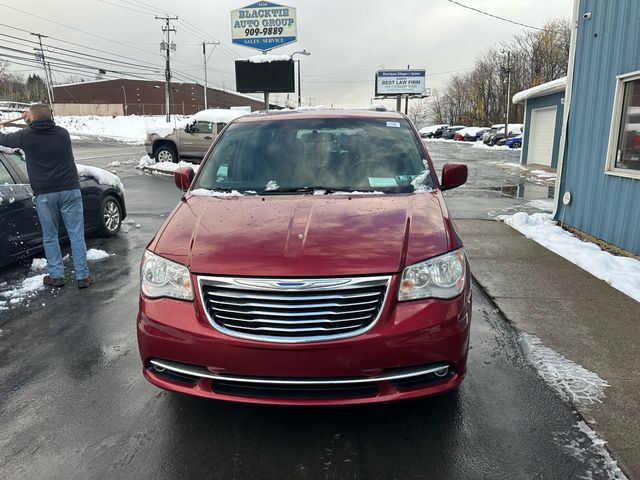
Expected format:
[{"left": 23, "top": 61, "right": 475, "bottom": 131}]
[{"left": 0, "top": 104, "right": 92, "bottom": 288}]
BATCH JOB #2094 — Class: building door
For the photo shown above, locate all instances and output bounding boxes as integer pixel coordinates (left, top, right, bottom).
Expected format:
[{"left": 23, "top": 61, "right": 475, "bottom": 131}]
[{"left": 528, "top": 106, "right": 557, "bottom": 167}]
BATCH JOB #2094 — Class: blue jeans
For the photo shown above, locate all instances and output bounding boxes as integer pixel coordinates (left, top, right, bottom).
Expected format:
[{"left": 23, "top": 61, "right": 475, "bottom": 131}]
[{"left": 35, "top": 189, "right": 89, "bottom": 280}]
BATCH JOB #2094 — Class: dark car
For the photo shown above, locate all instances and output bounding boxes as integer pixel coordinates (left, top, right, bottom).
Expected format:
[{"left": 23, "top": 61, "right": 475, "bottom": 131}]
[
  {"left": 0, "top": 148, "right": 126, "bottom": 269},
  {"left": 419, "top": 124, "right": 449, "bottom": 138},
  {"left": 484, "top": 124, "right": 523, "bottom": 146},
  {"left": 138, "top": 109, "right": 472, "bottom": 406},
  {"left": 464, "top": 127, "right": 489, "bottom": 142},
  {"left": 441, "top": 125, "right": 467, "bottom": 139}
]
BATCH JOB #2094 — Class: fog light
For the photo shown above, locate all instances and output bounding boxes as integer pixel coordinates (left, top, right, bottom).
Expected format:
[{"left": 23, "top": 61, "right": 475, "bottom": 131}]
[{"left": 434, "top": 367, "right": 449, "bottom": 378}]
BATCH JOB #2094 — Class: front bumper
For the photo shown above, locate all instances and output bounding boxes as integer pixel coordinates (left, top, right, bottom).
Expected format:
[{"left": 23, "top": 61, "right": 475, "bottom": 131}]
[{"left": 137, "top": 277, "right": 471, "bottom": 406}]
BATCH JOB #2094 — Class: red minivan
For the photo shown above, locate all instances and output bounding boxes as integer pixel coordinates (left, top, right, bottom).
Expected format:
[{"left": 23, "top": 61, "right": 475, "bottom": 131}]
[{"left": 137, "top": 109, "right": 471, "bottom": 405}]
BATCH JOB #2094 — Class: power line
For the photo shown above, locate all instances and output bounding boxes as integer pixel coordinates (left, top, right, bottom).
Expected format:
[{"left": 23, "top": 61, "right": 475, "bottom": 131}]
[{"left": 447, "top": 0, "right": 544, "bottom": 31}]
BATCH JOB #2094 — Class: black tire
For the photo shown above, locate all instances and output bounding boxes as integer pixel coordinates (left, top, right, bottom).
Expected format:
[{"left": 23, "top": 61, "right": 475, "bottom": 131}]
[
  {"left": 155, "top": 145, "right": 178, "bottom": 163},
  {"left": 512, "top": 141, "right": 521, "bottom": 149},
  {"left": 97, "top": 195, "right": 122, "bottom": 237}
]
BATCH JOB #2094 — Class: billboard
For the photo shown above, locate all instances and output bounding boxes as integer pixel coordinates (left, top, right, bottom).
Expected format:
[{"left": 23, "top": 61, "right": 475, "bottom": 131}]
[
  {"left": 231, "top": 2, "right": 297, "bottom": 52},
  {"left": 375, "top": 70, "right": 426, "bottom": 96},
  {"left": 235, "top": 60, "right": 295, "bottom": 93}
]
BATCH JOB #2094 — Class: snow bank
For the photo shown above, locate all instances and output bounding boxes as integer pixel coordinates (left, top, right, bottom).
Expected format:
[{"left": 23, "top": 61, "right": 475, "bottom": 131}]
[
  {"left": 520, "top": 333, "right": 608, "bottom": 406},
  {"left": 56, "top": 115, "right": 186, "bottom": 144},
  {"left": 137, "top": 156, "right": 200, "bottom": 175},
  {"left": 499, "top": 212, "right": 640, "bottom": 302},
  {"left": 472, "top": 142, "right": 518, "bottom": 151},
  {"left": 76, "top": 164, "right": 124, "bottom": 192}
]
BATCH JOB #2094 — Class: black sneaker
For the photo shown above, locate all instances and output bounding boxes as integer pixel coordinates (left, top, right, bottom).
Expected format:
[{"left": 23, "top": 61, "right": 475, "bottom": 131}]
[
  {"left": 43, "top": 275, "right": 65, "bottom": 287},
  {"left": 77, "top": 276, "right": 94, "bottom": 289}
]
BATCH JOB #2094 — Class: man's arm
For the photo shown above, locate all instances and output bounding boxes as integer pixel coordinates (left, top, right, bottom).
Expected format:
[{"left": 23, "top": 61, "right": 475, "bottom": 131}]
[{"left": 0, "top": 112, "right": 28, "bottom": 149}]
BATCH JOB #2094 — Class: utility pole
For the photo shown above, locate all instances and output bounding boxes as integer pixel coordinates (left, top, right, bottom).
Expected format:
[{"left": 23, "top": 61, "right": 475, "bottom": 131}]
[
  {"left": 202, "top": 41, "right": 219, "bottom": 110},
  {"left": 156, "top": 15, "right": 178, "bottom": 122},
  {"left": 405, "top": 64, "right": 410, "bottom": 115},
  {"left": 30, "top": 33, "right": 53, "bottom": 108},
  {"left": 503, "top": 50, "right": 511, "bottom": 141}
]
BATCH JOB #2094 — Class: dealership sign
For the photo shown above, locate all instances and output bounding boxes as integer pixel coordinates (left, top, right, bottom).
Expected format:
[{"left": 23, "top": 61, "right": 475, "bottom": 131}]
[
  {"left": 231, "top": 2, "right": 297, "bottom": 52},
  {"left": 375, "top": 70, "right": 426, "bottom": 96}
]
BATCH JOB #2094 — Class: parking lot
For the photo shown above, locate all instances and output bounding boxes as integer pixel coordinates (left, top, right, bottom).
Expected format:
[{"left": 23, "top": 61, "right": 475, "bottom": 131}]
[{"left": 0, "top": 139, "right": 609, "bottom": 479}]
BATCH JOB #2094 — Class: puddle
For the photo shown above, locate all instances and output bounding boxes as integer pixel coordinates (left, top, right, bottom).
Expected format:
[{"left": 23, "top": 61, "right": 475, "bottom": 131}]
[{"left": 488, "top": 184, "right": 555, "bottom": 200}]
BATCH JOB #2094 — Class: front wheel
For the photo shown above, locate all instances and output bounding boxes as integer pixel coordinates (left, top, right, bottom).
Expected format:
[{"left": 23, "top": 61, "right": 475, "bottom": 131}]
[
  {"left": 511, "top": 141, "right": 521, "bottom": 149},
  {"left": 155, "top": 145, "right": 178, "bottom": 163},
  {"left": 98, "top": 195, "right": 122, "bottom": 237}
]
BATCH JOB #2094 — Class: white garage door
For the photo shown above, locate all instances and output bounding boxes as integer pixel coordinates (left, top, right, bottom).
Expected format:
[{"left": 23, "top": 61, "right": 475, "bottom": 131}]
[{"left": 528, "top": 106, "right": 557, "bottom": 167}]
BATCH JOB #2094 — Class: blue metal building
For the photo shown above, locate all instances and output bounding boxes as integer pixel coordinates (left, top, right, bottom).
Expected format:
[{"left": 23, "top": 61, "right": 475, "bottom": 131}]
[
  {"left": 513, "top": 78, "right": 566, "bottom": 169},
  {"left": 555, "top": 0, "right": 640, "bottom": 255}
]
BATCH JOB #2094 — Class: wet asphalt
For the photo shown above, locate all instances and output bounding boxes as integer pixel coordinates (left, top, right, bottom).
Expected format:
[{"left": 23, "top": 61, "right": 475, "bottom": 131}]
[{"left": 0, "top": 141, "right": 610, "bottom": 479}]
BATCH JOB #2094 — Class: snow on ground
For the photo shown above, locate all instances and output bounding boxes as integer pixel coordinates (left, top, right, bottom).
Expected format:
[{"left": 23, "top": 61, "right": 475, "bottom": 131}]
[
  {"left": 499, "top": 212, "right": 640, "bottom": 302},
  {"left": 86, "top": 248, "right": 111, "bottom": 261},
  {"left": 472, "top": 142, "right": 519, "bottom": 151},
  {"left": 30, "top": 258, "right": 48, "bottom": 272},
  {"left": 529, "top": 169, "right": 556, "bottom": 179},
  {"left": 0, "top": 274, "right": 46, "bottom": 306},
  {"left": 520, "top": 333, "right": 609, "bottom": 406},
  {"left": 136, "top": 155, "right": 200, "bottom": 175},
  {"left": 55, "top": 115, "right": 186, "bottom": 144},
  {"left": 423, "top": 138, "right": 461, "bottom": 144}
]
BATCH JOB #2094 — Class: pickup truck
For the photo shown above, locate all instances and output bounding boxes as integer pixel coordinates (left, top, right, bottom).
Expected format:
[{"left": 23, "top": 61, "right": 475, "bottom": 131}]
[{"left": 144, "top": 109, "right": 248, "bottom": 163}]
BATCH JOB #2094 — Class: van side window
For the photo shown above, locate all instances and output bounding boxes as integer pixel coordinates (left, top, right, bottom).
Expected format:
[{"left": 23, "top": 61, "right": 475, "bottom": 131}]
[
  {"left": 192, "top": 121, "right": 213, "bottom": 134},
  {"left": 216, "top": 123, "right": 226, "bottom": 134}
]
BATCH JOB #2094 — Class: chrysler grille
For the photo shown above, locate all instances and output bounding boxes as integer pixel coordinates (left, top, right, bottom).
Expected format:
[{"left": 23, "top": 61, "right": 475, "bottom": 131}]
[{"left": 198, "top": 276, "right": 390, "bottom": 342}]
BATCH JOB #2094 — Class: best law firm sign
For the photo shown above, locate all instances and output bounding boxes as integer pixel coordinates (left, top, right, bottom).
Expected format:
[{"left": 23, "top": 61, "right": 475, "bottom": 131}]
[
  {"left": 231, "top": 2, "right": 297, "bottom": 52},
  {"left": 375, "top": 70, "right": 426, "bottom": 96}
]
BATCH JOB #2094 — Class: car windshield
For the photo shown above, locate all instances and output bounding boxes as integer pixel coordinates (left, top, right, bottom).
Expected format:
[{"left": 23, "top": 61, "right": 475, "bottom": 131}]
[{"left": 193, "top": 117, "right": 433, "bottom": 194}]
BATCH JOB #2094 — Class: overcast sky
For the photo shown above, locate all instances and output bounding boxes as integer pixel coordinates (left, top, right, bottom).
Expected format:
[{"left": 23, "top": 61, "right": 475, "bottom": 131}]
[{"left": 1, "top": 0, "right": 573, "bottom": 107}]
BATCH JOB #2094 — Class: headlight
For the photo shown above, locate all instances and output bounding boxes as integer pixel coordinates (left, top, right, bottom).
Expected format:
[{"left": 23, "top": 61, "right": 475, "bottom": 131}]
[
  {"left": 141, "top": 250, "right": 193, "bottom": 300},
  {"left": 398, "top": 249, "right": 466, "bottom": 301}
]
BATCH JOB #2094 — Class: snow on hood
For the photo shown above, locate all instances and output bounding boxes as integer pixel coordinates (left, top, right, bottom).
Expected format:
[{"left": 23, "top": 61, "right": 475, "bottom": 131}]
[
  {"left": 419, "top": 124, "right": 448, "bottom": 134},
  {"left": 76, "top": 164, "right": 124, "bottom": 193},
  {"left": 513, "top": 77, "right": 566, "bottom": 104}
]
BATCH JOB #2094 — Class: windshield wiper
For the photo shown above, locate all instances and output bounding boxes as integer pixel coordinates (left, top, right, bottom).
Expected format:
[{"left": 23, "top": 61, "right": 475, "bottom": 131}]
[{"left": 259, "top": 186, "right": 338, "bottom": 195}]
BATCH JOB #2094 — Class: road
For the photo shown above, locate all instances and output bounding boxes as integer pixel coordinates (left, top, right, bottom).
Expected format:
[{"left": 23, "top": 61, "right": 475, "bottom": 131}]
[{"left": 0, "top": 140, "right": 611, "bottom": 479}]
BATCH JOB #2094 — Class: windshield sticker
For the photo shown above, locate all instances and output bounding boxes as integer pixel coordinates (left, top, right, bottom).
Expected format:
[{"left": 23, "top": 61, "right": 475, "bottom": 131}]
[
  {"left": 386, "top": 121, "right": 401, "bottom": 128},
  {"left": 396, "top": 175, "right": 417, "bottom": 183},
  {"left": 368, "top": 177, "right": 398, "bottom": 188}
]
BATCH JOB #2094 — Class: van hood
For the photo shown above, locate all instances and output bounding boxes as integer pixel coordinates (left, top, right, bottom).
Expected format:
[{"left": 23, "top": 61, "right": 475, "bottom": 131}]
[{"left": 152, "top": 193, "right": 460, "bottom": 277}]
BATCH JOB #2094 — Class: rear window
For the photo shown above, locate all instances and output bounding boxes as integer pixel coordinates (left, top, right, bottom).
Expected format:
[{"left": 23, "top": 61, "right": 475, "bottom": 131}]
[{"left": 193, "top": 117, "right": 432, "bottom": 194}]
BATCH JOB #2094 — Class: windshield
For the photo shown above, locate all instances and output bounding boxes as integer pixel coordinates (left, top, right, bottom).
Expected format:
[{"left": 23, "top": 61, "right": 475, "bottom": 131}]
[{"left": 193, "top": 117, "right": 433, "bottom": 194}]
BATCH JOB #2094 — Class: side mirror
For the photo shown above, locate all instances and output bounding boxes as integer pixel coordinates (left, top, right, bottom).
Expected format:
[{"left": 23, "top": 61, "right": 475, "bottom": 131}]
[
  {"left": 174, "top": 166, "right": 195, "bottom": 192},
  {"left": 184, "top": 124, "right": 192, "bottom": 133},
  {"left": 441, "top": 163, "right": 468, "bottom": 191}
]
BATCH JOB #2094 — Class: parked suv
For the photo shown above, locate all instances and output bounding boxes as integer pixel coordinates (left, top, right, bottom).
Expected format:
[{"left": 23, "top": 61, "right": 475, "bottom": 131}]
[
  {"left": 137, "top": 109, "right": 471, "bottom": 406},
  {"left": 144, "top": 109, "right": 248, "bottom": 163}
]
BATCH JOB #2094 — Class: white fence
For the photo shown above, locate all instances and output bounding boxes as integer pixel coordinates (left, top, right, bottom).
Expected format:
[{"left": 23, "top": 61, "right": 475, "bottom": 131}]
[{"left": 53, "top": 103, "right": 124, "bottom": 116}]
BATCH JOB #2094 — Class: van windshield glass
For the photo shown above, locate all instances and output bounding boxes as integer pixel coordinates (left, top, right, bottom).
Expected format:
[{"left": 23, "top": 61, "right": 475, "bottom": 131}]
[{"left": 193, "top": 117, "right": 433, "bottom": 194}]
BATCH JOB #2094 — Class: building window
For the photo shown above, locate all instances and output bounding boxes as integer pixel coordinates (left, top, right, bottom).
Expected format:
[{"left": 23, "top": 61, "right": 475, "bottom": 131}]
[{"left": 606, "top": 71, "right": 640, "bottom": 178}]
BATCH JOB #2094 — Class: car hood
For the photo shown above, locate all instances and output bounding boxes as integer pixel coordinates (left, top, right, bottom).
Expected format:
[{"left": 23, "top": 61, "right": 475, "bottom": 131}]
[{"left": 151, "top": 192, "right": 460, "bottom": 277}]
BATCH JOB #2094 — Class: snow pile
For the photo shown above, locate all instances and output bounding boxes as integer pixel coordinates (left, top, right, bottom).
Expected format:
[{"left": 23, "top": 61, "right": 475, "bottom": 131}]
[
  {"left": 190, "top": 189, "right": 243, "bottom": 197},
  {"left": 520, "top": 333, "right": 609, "bottom": 406},
  {"left": 30, "top": 258, "right": 48, "bottom": 271},
  {"left": 500, "top": 212, "right": 640, "bottom": 302},
  {"left": 0, "top": 273, "right": 46, "bottom": 304},
  {"left": 472, "top": 142, "right": 516, "bottom": 150},
  {"left": 247, "top": 54, "right": 291, "bottom": 63},
  {"left": 56, "top": 115, "right": 186, "bottom": 144},
  {"left": 77, "top": 164, "right": 124, "bottom": 192},
  {"left": 86, "top": 248, "right": 111, "bottom": 261},
  {"left": 137, "top": 155, "right": 156, "bottom": 168}
]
